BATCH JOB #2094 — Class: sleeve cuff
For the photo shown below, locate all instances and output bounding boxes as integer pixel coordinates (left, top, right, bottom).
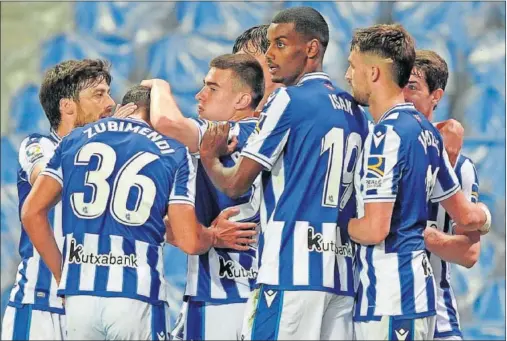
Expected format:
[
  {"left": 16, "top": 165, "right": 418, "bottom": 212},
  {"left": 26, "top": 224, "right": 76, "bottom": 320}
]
[
  {"left": 241, "top": 150, "right": 273, "bottom": 171},
  {"left": 41, "top": 169, "right": 63, "bottom": 187},
  {"left": 430, "top": 184, "right": 460, "bottom": 203}
]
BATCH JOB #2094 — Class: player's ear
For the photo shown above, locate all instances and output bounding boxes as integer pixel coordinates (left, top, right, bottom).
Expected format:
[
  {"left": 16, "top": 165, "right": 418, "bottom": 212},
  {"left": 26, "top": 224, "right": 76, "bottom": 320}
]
[
  {"left": 307, "top": 39, "right": 320, "bottom": 59},
  {"left": 235, "top": 92, "right": 252, "bottom": 111},
  {"left": 431, "top": 88, "right": 444, "bottom": 108},
  {"left": 370, "top": 65, "right": 380, "bottom": 83},
  {"left": 59, "top": 98, "right": 76, "bottom": 116}
]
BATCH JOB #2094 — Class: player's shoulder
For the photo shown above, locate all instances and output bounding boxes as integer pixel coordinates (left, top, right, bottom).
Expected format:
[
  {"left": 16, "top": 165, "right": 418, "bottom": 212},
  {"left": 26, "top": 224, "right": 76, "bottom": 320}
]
[
  {"left": 19, "top": 132, "right": 58, "bottom": 159},
  {"left": 456, "top": 154, "right": 478, "bottom": 174}
]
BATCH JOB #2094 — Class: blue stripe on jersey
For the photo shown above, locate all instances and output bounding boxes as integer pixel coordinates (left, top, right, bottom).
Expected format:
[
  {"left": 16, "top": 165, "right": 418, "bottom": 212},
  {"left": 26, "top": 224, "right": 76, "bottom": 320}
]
[
  {"left": 122, "top": 236, "right": 137, "bottom": 298},
  {"left": 399, "top": 253, "right": 415, "bottom": 316},
  {"left": 366, "top": 247, "right": 376, "bottom": 317},
  {"left": 13, "top": 259, "right": 29, "bottom": 304},
  {"left": 94, "top": 235, "right": 111, "bottom": 292},
  {"left": 196, "top": 253, "right": 210, "bottom": 299},
  {"left": 34, "top": 259, "right": 51, "bottom": 307},
  {"left": 186, "top": 299, "right": 205, "bottom": 341},
  {"left": 147, "top": 245, "right": 161, "bottom": 301},
  {"left": 217, "top": 252, "right": 242, "bottom": 300},
  {"left": 151, "top": 298, "right": 167, "bottom": 340}
]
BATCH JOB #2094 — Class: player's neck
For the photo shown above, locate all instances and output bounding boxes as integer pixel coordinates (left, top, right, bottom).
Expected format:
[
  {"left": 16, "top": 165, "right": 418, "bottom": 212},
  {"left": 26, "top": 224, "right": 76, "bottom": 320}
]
[
  {"left": 230, "top": 109, "right": 255, "bottom": 122},
  {"left": 256, "top": 83, "right": 283, "bottom": 111},
  {"left": 290, "top": 62, "right": 323, "bottom": 86},
  {"left": 56, "top": 120, "right": 74, "bottom": 139},
  {"left": 369, "top": 86, "right": 406, "bottom": 123}
]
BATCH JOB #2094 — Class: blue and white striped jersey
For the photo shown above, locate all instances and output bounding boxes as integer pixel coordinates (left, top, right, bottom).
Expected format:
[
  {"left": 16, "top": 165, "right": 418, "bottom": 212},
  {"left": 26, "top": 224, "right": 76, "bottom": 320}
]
[
  {"left": 241, "top": 72, "right": 370, "bottom": 296},
  {"left": 428, "top": 154, "right": 479, "bottom": 338},
  {"left": 353, "top": 103, "right": 460, "bottom": 321},
  {"left": 42, "top": 117, "right": 195, "bottom": 305},
  {"left": 9, "top": 130, "right": 65, "bottom": 314},
  {"left": 184, "top": 118, "right": 260, "bottom": 303}
]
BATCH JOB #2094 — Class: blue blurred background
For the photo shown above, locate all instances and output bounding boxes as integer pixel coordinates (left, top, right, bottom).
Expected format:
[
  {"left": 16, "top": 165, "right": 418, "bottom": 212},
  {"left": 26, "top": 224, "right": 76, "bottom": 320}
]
[{"left": 1, "top": 2, "right": 505, "bottom": 339}]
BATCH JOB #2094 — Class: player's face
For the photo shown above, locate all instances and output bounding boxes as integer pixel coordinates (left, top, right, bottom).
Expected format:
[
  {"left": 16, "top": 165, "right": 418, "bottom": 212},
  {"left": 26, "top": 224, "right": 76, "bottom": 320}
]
[
  {"left": 195, "top": 67, "right": 238, "bottom": 121},
  {"left": 265, "top": 23, "right": 308, "bottom": 86},
  {"left": 74, "top": 79, "right": 115, "bottom": 127},
  {"left": 403, "top": 68, "right": 433, "bottom": 119},
  {"left": 237, "top": 44, "right": 275, "bottom": 94},
  {"left": 345, "top": 49, "right": 370, "bottom": 106}
]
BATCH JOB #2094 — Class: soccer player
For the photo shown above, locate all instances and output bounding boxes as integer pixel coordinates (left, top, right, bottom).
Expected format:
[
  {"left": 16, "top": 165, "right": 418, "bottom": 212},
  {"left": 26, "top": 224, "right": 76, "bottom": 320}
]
[
  {"left": 345, "top": 24, "right": 492, "bottom": 340},
  {"left": 19, "top": 85, "right": 257, "bottom": 340},
  {"left": 233, "top": 24, "right": 282, "bottom": 111},
  {"left": 198, "top": 7, "right": 370, "bottom": 340},
  {"left": 404, "top": 50, "right": 480, "bottom": 340},
  {"left": 143, "top": 53, "right": 264, "bottom": 340},
  {"left": 1, "top": 59, "right": 121, "bottom": 341}
]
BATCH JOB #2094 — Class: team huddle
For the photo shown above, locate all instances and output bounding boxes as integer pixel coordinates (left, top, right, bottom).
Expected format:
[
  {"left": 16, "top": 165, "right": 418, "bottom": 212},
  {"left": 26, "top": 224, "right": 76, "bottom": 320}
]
[{"left": 2, "top": 6, "right": 491, "bottom": 341}]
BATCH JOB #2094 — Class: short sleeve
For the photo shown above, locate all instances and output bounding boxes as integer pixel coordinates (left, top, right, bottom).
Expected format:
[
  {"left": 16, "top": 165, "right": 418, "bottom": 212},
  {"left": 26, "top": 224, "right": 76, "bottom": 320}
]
[
  {"left": 19, "top": 136, "right": 57, "bottom": 185},
  {"left": 361, "top": 124, "right": 404, "bottom": 203},
  {"left": 430, "top": 150, "right": 460, "bottom": 202},
  {"left": 459, "top": 158, "right": 479, "bottom": 203},
  {"left": 241, "top": 87, "right": 292, "bottom": 171},
  {"left": 169, "top": 148, "right": 197, "bottom": 206}
]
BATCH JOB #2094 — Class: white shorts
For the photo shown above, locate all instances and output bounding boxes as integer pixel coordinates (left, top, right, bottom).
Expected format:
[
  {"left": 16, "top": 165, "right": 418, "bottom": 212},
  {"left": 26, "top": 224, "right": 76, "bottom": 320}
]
[
  {"left": 1, "top": 304, "right": 66, "bottom": 340},
  {"left": 353, "top": 315, "right": 436, "bottom": 340},
  {"left": 241, "top": 287, "right": 354, "bottom": 340},
  {"left": 65, "top": 295, "right": 170, "bottom": 340},
  {"left": 171, "top": 296, "right": 246, "bottom": 340}
]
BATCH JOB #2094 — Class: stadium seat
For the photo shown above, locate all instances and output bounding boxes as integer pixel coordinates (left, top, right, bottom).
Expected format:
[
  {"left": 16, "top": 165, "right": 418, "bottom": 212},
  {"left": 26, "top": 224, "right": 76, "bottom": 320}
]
[
  {"left": 283, "top": 2, "right": 381, "bottom": 43},
  {"left": 454, "top": 84, "right": 505, "bottom": 139},
  {"left": 147, "top": 34, "right": 231, "bottom": 93},
  {"left": 175, "top": 2, "right": 273, "bottom": 41},
  {"left": 473, "top": 279, "right": 506, "bottom": 322},
  {"left": 8, "top": 84, "right": 49, "bottom": 135},
  {"left": 40, "top": 33, "right": 135, "bottom": 81},
  {"left": 466, "top": 29, "right": 506, "bottom": 95},
  {"left": 74, "top": 2, "right": 175, "bottom": 44}
]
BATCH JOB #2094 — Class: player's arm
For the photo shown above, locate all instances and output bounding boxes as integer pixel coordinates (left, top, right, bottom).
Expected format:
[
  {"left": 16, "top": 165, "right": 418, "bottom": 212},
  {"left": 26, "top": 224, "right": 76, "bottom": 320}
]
[
  {"left": 425, "top": 158, "right": 482, "bottom": 268},
  {"left": 19, "top": 136, "right": 57, "bottom": 186},
  {"left": 434, "top": 119, "right": 464, "bottom": 167},
  {"left": 20, "top": 145, "right": 65, "bottom": 284},
  {"left": 200, "top": 88, "right": 291, "bottom": 198},
  {"left": 348, "top": 125, "right": 401, "bottom": 245},
  {"left": 166, "top": 149, "right": 256, "bottom": 254},
  {"left": 141, "top": 79, "right": 201, "bottom": 153},
  {"left": 432, "top": 151, "right": 490, "bottom": 234}
]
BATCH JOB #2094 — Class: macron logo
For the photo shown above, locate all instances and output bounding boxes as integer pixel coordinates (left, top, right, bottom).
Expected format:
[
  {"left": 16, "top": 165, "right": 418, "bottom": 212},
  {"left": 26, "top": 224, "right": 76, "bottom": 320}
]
[
  {"left": 395, "top": 328, "right": 408, "bottom": 341},
  {"left": 157, "top": 331, "right": 165, "bottom": 341},
  {"left": 263, "top": 290, "right": 277, "bottom": 308},
  {"left": 373, "top": 131, "right": 385, "bottom": 148}
]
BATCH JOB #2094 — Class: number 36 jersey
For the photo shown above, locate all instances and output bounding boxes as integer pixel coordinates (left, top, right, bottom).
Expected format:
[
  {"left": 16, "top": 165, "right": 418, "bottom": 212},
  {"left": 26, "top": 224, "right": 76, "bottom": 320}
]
[
  {"left": 241, "top": 72, "right": 370, "bottom": 296},
  {"left": 42, "top": 117, "right": 195, "bottom": 305}
]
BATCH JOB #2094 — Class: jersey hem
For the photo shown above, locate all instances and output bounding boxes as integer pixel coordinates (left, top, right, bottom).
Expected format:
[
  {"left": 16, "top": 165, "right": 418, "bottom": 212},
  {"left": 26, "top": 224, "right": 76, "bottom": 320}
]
[
  {"left": 241, "top": 150, "right": 273, "bottom": 171},
  {"left": 7, "top": 301, "right": 65, "bottom": 314},
  {"left": 184, "top": 295, "right": 249, "bottom": 304},
  {"left": 58, "top": 290, "right": 165, "bottom": 306},
  {"left": 259, "top": 284, "right": 355, "bottom": 297},
  {"left": 353, "top": 309, "right": 436, "bottom": 322},
  {"left": 434, "top": 330, "right": 463, "bottom": 338}
]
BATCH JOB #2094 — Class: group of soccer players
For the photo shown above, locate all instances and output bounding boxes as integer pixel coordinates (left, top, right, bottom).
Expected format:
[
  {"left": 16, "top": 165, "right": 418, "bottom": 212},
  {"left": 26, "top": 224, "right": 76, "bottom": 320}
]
[{"left": 2, "top": 6, "right": 492, "bottom": 341}]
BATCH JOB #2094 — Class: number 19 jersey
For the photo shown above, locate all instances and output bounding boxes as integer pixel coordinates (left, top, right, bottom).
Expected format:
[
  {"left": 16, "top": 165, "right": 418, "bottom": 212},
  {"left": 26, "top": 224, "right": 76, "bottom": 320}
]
[
  {"left": 42, "top": 117, "right": 195, "bottom": 305},
  {"left": 241, "top": 72, "right": 370, "bottom": 296}
]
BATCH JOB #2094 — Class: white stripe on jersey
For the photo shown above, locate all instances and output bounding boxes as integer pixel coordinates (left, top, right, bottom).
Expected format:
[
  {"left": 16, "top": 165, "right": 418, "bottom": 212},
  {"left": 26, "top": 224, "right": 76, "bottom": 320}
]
[
  {"left": 135, "top": 241, "right": 151, "bottom": 297},
  {"left": 322, "top": 223, "right": 337, "bottom": 289},
  {"left": 293, "top": 221, "right": 310, "bottom": 286},
  {"left": 185, "top": 255, "right": 199, "bottom": 296},
  {"left": 107, "top": 235, "right": 125, "bottom": 292},
  {"left": 169, "top": 151, "right": 196, "bottom": 205},
  {"left": 209, "top": 249, "right": 227, "bottom": 299},
  {"left": 79, "top": 233, "right": 99, "bottom": 291},
  {"left": 431, "top": 150, "right": 460, "bottom": 202},
  {"left": 257, "top": 220, "right": 284, "bottom": 285}
]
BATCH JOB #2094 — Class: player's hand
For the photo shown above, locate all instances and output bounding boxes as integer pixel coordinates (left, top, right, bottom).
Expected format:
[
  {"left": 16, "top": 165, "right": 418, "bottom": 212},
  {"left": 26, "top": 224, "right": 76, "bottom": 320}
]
[
  {"left": 140, "top": 78, "right": 172, "bottom": 93},
  {"left": 201, "top": 122, "right": 231, "bottom": 158},
  {"left": 436, "top": 119, "right": 464, "bottom": 167},
  {"left": 112, "top": 102, "right": 137, "bottom": 118},
  {"left": 211, "top": 207, "right": 258, "bottom": 251}
]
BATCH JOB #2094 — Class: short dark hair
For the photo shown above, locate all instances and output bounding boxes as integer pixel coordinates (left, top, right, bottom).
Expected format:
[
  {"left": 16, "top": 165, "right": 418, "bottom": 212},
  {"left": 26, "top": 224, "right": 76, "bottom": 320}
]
[
  {"left": 351, "top": 24, "right": 415, "bottom": 88},
  {"left": 122, "top": 85, "right": 151, "bottom": 114},
  {"left": 210, "top": 53, "right": 264, "bottom": 109},
  {"left": 414, "top": 50, "right": 449, "bottom": 93},
  {"left": 232, "top": 25, "right": 269, "bottom": 55},
  {"left": 272, "top": 7, "right": 329, "bottom": 49},
  {"left": 39, "top": 59, "right": 112, "bottom": 129}
]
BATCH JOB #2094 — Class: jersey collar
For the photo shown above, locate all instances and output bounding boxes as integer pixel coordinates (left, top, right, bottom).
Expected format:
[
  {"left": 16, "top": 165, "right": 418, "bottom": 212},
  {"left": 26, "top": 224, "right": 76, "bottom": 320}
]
[
  {"left": 50, "top": 128, "right": 62, "bottom": 142},
  {"left": 296, "top": 72, "right": 331, "bottom": 85},
  {"left": 379, "top": 102, "right": 416, "bottom": 122}
]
